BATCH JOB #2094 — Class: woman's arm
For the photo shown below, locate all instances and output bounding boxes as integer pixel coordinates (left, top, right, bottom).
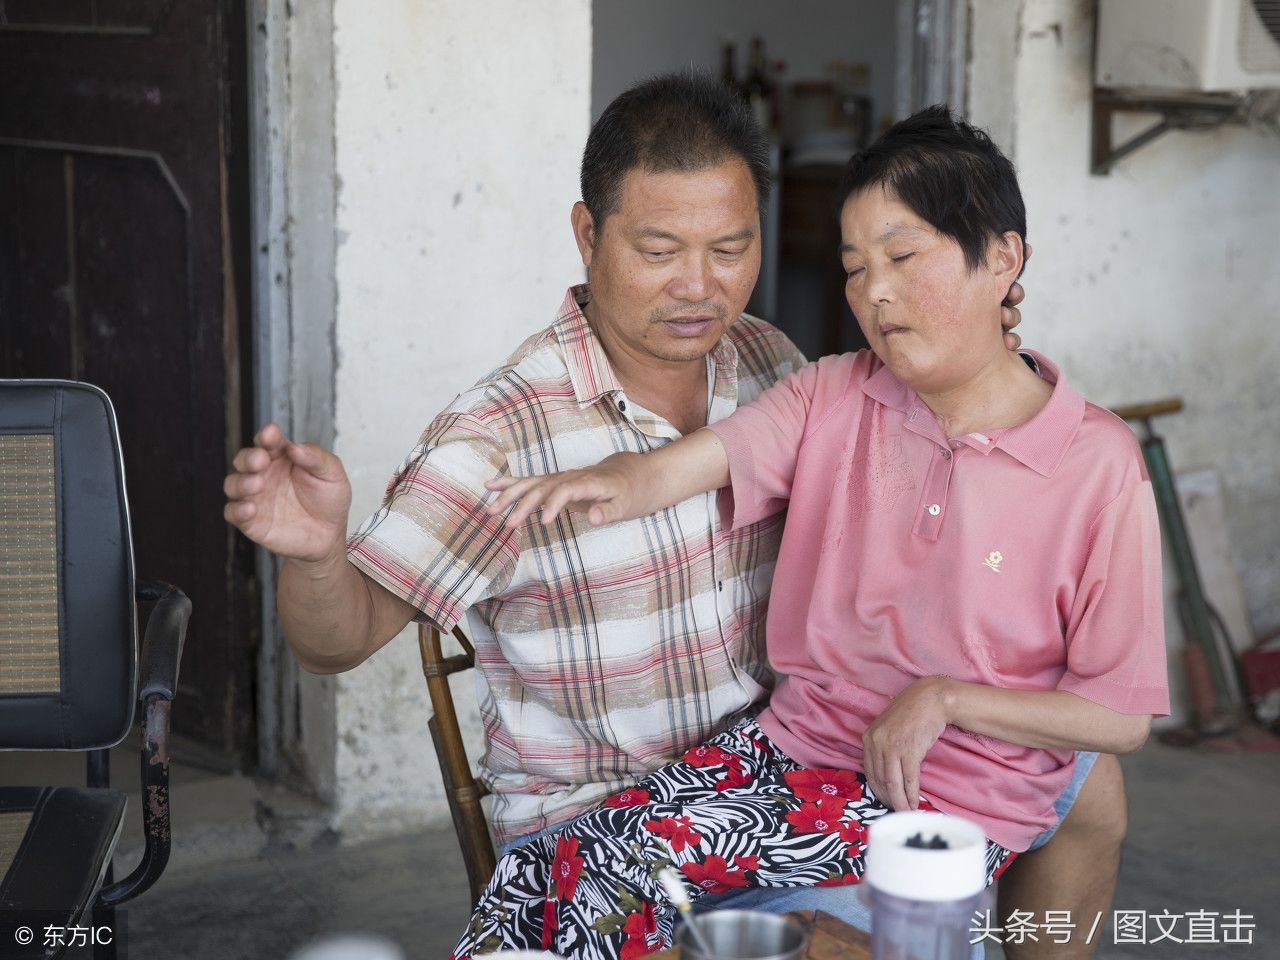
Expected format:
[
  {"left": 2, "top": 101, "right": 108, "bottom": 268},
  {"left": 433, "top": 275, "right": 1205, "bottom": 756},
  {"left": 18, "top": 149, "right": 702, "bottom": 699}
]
[
  {"left": 861, "top": 676, "right": 1151, "bottom": 814},
  {"left": 943, "top": 680, "right": 1151, "bottom": 754},
  {"left": 485, "top": 427, "right": 730, "bottom": 529}
]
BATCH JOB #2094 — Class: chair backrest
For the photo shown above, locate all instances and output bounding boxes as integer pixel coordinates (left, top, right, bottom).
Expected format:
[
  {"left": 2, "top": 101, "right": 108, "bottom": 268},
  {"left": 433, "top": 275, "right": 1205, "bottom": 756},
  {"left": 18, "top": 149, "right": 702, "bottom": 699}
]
[
  {"left": 417, "top": 623, "right": 496, "bottom": 904},
  {"left": 0, "top": 380, "right": 136, "bottom": 750}
]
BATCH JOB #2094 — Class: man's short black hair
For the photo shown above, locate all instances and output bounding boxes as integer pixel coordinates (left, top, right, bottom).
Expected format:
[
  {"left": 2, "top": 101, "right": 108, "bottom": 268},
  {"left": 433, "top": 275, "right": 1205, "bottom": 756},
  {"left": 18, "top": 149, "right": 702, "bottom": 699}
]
[
  {"left": 581, "top": 69, "right": 771, "bottom": 229},
  {"left": 839, "top": 105, "right": 1026, "bottom": 272}
]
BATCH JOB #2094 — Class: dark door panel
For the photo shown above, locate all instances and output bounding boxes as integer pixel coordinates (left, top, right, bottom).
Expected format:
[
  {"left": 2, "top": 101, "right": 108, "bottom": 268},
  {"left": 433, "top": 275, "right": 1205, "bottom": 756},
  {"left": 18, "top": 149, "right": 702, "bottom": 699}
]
[{"left": 0, "top": 1, "right": 256, "bottom": 766}]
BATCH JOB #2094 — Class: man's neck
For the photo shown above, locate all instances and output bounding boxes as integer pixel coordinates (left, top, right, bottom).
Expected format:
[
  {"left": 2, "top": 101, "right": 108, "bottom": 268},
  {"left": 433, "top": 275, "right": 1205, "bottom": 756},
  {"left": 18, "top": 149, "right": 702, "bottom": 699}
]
[{"left": 586, "top": 302, "right": 712, "bottom": 435}]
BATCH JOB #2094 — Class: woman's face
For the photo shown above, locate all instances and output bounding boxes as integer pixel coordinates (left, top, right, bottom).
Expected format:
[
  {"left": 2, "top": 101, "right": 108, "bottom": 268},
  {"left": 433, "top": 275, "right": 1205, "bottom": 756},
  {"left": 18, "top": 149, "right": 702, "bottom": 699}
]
[{"left": 839, "top": 186, "right": 1011, "bottom": 396}]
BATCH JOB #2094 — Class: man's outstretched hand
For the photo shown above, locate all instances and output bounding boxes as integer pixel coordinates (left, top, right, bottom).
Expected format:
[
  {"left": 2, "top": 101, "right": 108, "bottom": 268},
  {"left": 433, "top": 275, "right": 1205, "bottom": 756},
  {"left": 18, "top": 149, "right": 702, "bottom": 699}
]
[{"left": 223, "top": 423, "right": 352, "bottom": 564}]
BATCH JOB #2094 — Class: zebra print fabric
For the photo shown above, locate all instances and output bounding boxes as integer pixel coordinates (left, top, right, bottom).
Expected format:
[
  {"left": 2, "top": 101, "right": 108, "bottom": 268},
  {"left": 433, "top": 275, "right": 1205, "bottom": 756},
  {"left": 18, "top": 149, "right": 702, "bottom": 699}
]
[{"left": 450, "top": 716, "right": 1015, "bottom": 959}]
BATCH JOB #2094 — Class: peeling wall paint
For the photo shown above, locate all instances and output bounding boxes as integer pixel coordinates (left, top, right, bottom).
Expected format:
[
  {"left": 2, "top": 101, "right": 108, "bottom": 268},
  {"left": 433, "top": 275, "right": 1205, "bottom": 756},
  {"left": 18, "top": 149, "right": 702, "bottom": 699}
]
[{"left": 327, "top": 0, "right": 591, "bottom": 838}]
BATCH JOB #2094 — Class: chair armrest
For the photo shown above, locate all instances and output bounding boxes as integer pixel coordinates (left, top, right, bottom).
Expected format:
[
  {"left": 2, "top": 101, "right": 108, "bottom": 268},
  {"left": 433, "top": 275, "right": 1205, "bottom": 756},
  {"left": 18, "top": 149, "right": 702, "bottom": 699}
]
[
  {"left": 98, "top": 582, "right": 189, "bottom": 908},
  {"left": 97, "top": 697, "right": 174, "bottom": 908},
  {"left": 135, "top": 580, "right": 191, "bottom": 701}
]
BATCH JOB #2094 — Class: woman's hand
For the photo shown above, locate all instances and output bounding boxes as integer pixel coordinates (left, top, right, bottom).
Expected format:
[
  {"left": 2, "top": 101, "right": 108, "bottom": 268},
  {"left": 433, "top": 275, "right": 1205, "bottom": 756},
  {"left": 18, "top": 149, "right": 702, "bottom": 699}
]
[
  {"left": 485, "top": 453, "right": 645, "bottom": 529},
  {"left": 862, "top": 676, "right": 953, "bottom": 812},
  {"left": 484, "top": 430, "right": 731, "bottom": 530}
]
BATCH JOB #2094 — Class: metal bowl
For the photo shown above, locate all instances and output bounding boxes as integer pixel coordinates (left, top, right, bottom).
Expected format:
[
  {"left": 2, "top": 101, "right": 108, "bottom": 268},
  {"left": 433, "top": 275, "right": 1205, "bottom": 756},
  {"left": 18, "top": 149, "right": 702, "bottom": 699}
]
[{"left": 674, "top": 909, "right": 808, "bottom": 960}]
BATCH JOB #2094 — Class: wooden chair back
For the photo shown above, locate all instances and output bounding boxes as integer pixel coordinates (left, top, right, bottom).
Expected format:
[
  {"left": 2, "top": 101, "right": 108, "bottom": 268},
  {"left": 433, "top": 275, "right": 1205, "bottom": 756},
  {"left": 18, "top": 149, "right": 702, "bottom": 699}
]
[{"left": 417, "top": 623, "right": 497, "bottom": 903}]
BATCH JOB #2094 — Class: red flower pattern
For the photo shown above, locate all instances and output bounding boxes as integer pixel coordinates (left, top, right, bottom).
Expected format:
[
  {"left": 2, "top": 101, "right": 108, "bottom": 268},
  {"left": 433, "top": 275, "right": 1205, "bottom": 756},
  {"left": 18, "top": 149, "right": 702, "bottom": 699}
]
[
  {"left": 816, "top": 872, "right": 861, "bottom": 887},
  {"left": 682, "top": 744, "right": 732, "bottom": 768},
  {"left": 784, "top": 768, "right": 863, "bottom": 804},
  {"left": 551, "top": 835, "right": 585, "bottom": 901},
  {"left": 451, "top": 724, "right": 1023, "bottom": 959},
  {"left": 604, "top": 787, "right": 651, "bottom": 808},
  {"left": 643, "top": 815, "right": 703, "bottom": 853},
  {"left": 620, "top": 902, "right": 659, "bottom": 959},
  {"left": 991, "top": 851, "right": 1019, "bottom": 882},
  {"left": 714, "top": 766, "right": 753, "bottom": 792},
  {"left": 840, "top": 821, "right": 868, "bottom": 856},
  {"left": 785, "top": 796, "right": 848, "bottom": 835},
  {"left": 541, "top": 897, "right": 557, "bottom": 950},
  {"left": 679, "top": 854, "right": 752, "bottom": 893}
]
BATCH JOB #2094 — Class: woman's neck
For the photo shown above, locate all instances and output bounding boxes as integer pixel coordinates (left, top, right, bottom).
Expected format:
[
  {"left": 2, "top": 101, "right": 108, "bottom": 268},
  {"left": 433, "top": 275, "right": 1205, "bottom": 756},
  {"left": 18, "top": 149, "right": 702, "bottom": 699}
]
[{"left": 917, "top": 350, "right": 1052, "bottom": 439}]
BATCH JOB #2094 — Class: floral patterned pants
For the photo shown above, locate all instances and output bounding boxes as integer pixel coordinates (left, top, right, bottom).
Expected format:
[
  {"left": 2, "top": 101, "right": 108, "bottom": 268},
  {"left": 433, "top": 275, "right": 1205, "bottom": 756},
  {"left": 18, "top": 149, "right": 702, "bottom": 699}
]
[{"left": 450, "top": 716, "right": 1016, "bottom": 960}]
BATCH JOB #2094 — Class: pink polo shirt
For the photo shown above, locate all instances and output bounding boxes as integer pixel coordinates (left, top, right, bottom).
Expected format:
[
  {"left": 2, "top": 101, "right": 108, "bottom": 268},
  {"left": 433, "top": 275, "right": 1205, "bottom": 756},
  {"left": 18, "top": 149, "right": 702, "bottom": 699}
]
[{"left": 707, "top": 349, "right": 1168, "bottom": 851}]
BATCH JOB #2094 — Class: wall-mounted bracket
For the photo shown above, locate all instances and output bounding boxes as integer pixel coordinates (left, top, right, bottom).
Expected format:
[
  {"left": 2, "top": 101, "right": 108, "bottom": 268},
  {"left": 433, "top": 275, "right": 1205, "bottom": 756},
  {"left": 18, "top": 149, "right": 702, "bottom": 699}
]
[{"left": 1091, "top": 87, "right": 1245, "bottom": 175}]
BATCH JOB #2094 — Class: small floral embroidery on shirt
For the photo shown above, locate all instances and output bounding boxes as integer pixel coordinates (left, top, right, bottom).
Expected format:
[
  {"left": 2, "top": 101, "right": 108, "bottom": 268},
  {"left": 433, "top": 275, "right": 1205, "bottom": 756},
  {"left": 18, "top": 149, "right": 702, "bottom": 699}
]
[{"left": 983, "top": 551, "right": 1003, "bottom": 573}]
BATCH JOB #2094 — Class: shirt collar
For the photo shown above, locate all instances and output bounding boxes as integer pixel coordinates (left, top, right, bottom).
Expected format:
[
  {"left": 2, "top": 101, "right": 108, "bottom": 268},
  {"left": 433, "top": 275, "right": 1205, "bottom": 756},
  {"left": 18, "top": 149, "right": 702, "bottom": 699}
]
[
  {"left": 861, "top": 348, "right": 1085, "bottom": 477},
  {"left": 860, "top": 354, "right": 913, "bottom": 412},
  {"left": 995, "top": 350, "right": 1085, "bottom": 477},
  {"left": 552, "top": 284, "right": 624, "bottom": 406},
  {"left": 552, "top": 283, "right": 742, "bottom": 413}
]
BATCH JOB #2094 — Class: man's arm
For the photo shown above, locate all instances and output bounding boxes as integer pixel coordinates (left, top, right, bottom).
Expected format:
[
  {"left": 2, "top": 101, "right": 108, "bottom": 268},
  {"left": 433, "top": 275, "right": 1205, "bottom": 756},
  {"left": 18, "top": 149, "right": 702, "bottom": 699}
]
[
  {"left": 276, "top": 551, "right": 417, "bottom": 674},
  {"left": 224, "top": 422, "right": 416, "bottom": 673}
]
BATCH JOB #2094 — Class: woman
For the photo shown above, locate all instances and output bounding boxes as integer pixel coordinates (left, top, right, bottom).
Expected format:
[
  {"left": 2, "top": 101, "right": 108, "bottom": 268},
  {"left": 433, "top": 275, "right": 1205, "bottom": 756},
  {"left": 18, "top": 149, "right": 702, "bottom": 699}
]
[{"left": 450, "top": 106, "right": 1168, "bottom": 960}]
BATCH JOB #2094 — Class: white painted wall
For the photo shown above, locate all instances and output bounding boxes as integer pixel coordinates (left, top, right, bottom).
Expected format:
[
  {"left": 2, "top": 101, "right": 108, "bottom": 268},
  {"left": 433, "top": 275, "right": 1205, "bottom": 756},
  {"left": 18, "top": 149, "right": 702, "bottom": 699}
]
[
  {"left": 592, "top": 0, "right": 898, "bottom": 125},
  {"left": 327, "top": 0, "right": 592, "bottom": 838},
  {"left": 971, "top": 0, "right": 1280, "bottom": 714}
]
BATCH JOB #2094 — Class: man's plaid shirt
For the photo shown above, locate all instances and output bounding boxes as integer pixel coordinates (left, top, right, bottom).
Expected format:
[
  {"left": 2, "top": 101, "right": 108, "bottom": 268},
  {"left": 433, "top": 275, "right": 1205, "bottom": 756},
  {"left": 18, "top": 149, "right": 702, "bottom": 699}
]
[{"left": 347, "top": 285, "right": 805, "bottom": 843}]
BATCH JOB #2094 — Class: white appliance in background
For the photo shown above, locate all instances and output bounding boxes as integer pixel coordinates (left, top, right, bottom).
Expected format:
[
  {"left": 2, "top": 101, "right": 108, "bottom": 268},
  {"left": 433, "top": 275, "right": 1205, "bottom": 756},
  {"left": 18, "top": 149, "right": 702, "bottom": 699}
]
[{"left": 1095, "top": 0, "right": 1280, "bottom": 91}]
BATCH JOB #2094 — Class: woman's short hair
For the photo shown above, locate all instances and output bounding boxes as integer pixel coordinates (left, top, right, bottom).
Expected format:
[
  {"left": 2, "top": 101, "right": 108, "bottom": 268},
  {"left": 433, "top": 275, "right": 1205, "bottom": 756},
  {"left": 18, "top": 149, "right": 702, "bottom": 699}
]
[
  {"left": 581, "top": 69, "right": 771, "bottom": 230},
  {"left": 839, "top": 105, "right": 1026, "bottom": 272}
]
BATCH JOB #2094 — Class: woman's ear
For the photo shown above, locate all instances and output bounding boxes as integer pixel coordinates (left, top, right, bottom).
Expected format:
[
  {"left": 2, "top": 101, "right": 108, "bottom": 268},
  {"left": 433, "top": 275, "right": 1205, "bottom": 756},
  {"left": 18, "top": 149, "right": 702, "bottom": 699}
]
[{"left": 990, "top": 231, "right": 1025, "bottom": 286}]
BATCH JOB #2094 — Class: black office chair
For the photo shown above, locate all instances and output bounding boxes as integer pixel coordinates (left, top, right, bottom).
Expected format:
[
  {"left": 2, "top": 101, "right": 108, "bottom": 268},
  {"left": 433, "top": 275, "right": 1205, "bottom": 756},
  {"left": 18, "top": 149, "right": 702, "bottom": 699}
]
[{"left": 0, "top": 380, "right": 190, "bottom": 959}]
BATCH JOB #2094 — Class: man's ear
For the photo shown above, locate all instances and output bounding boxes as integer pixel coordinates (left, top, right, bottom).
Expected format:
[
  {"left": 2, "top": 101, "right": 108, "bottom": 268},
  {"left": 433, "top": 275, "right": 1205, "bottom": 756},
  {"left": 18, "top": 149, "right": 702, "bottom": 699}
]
[
  {"left": 571, "top": 201, "right": 597, "bottom": 267},
  {"left": 990, "top": 231, "right": 1025, "bottom": 286}
]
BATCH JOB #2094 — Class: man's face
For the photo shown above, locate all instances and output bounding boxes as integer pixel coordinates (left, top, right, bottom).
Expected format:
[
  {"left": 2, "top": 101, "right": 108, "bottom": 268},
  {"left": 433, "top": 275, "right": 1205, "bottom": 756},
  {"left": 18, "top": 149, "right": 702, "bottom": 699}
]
[
  {"left": 839, "top": 185, "right": 1012, "bottom": 395},
  {"left": 573, "top": 159, "right": 761, "bottom": 366}
]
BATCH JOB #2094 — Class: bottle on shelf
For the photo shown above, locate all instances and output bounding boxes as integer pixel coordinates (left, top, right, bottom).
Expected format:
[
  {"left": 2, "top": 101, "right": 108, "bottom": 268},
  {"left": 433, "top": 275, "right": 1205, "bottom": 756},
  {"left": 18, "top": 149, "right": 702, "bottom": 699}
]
[
  {"left": 827, "top": 59, "right": 873, "bottom": 148},
  {"left": 743, "top": 35, "right": 774, "bottom": 133},
  {"left": 720, "top": 39, "right": 739, "bottom": 95}
]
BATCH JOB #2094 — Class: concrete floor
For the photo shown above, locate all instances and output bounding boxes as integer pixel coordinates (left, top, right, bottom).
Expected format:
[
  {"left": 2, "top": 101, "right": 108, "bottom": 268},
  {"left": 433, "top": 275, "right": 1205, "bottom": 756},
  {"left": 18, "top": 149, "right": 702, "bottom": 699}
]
[{"left": 8, "top": 736, "right": 1277, "bottom": 959}]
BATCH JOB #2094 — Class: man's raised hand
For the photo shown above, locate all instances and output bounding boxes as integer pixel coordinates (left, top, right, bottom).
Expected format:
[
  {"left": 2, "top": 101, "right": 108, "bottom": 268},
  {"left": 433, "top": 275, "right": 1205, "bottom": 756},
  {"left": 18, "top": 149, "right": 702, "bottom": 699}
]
[{"left": 223, "top": 423, "right": 353, "bottom": 563}]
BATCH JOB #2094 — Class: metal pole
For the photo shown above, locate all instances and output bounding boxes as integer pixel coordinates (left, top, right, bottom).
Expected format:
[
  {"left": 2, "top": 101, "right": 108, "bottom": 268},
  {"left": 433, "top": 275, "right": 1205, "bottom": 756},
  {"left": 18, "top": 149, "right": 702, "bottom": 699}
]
[{"left": 1137, "top": 425, "right": 1240, "bottom": 718}]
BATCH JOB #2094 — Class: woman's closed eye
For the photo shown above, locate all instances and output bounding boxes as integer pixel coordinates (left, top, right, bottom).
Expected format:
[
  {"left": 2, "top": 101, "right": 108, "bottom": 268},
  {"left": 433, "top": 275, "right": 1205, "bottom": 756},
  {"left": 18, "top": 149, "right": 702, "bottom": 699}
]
[{"left": 890, "top": 252, "right": 915, "bottom": 264}]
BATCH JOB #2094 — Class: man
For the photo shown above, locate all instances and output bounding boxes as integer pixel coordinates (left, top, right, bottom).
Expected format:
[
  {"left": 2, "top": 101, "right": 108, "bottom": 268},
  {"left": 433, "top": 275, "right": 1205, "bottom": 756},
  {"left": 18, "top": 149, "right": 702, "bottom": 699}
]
[{"left": 224, "top": 71, "right": 1122, "bottom": 956}]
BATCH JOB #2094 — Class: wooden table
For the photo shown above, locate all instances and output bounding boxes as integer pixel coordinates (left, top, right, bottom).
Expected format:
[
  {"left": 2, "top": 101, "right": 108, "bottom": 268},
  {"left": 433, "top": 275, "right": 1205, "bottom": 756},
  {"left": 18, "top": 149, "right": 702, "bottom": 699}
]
[{"left": 651, "top": 909, "right": 871, "bottom": 959}]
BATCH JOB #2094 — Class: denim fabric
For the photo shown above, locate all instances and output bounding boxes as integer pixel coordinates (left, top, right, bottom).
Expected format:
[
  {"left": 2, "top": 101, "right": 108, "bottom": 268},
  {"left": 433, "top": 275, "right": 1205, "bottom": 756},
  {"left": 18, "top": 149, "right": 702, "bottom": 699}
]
[{"left": 1026, "top": 751, "right": 1099, "bottom": 851}]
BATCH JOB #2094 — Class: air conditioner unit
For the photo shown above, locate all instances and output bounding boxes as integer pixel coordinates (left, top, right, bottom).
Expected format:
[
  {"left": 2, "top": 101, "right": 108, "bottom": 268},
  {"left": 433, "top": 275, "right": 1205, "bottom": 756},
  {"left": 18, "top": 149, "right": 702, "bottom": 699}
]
[{"left": 1096, "top": 0, "right": 1280, "bottom": 92}]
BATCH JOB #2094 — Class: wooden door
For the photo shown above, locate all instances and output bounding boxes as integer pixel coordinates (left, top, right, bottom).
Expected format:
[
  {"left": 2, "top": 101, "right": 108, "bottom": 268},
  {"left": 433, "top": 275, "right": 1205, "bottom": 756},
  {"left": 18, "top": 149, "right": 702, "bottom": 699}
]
[{"left": 0, "top": 0, "right": 257, "bottom": 766}]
